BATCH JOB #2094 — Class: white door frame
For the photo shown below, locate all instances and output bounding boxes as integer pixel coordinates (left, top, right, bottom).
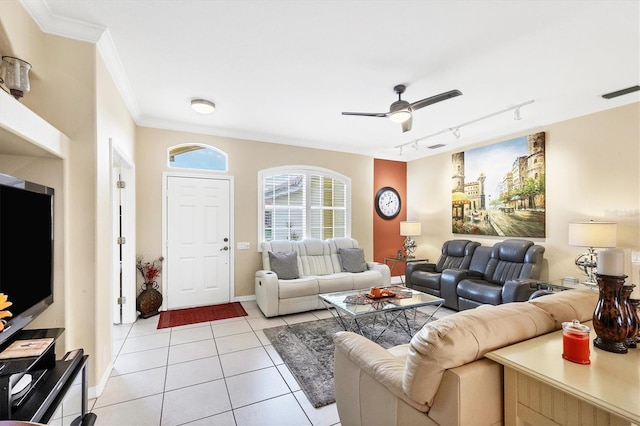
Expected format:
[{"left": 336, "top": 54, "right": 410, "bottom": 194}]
[
  {"left": 161, "top": 171, "right": 235, "bottom": 310},
  {"left": 110, "top": 140, "right": 137, "bottom": 324}
]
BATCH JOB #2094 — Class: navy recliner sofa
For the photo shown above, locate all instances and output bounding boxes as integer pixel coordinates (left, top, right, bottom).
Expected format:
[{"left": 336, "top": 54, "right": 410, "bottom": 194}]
[
  {"left": 407, "top": 239, "right": 545, "bottom": 311},
  {"left": 405, "top": 239, "right": 480, "bottom": 298}
]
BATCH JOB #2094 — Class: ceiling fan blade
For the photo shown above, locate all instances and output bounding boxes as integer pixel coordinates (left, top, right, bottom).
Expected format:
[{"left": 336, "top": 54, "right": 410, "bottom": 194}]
[
  {"left": 341, "top": 111, "right": 388, "bottom": 117},
  {"left": 401, "top": 116, "right": 412, "bottom": 133},
  {"left": 410, "top": 89, "right": 462, "bottom": 111}
]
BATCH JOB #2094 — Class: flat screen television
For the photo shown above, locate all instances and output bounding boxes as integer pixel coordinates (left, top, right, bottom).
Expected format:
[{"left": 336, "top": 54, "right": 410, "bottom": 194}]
[{"left": 0, "top": 173, "right": 54, "bottom": 348}]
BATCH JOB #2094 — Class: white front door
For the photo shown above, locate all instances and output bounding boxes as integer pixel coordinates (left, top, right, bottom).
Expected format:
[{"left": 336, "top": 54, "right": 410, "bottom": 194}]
[{"left": 165, "top": 175, "right": 231, "bottom": 309}]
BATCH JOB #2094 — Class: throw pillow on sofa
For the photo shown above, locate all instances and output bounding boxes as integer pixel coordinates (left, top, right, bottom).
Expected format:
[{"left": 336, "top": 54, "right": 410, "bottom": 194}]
[
  {"left": 338, "top": 248, "right": 367, "bottom": 273},
  {"left": 268, "top": 251, "right": 299, "bottom": 279}
]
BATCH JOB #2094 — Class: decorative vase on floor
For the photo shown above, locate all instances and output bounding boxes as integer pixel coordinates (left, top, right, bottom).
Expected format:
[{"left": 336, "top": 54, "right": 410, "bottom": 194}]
[
  {"left": 136, "top": 282, "right": 163, "bottom": 319},
  {"left": 136, "top": 255, "right": 164, "bottom": 319}
]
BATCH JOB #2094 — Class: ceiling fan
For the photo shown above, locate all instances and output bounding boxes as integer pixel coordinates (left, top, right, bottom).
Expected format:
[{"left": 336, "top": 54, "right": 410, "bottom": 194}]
[{"left": 342, "top": 85, "right": 462, "bottom": 133}]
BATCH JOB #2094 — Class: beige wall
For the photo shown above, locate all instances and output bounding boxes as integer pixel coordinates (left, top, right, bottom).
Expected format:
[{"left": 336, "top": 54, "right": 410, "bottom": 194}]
[
  {"left": 135, "top": 127, "right": 374, "bottom": 297},
  {"left": 0, "top": 1, "right": 121, "bottom": 392},
  {"left": 95, "top": 48, "right": 137, "bottom": 385},
  {"left": 407, "top": 102, "right": 640, "bottom": 280}
]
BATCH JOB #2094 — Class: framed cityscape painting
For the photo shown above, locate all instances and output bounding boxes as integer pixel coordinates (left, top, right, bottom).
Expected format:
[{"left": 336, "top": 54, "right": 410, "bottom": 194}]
[{"left": 451, "top": 132, "right": 545, "bottom": 237}]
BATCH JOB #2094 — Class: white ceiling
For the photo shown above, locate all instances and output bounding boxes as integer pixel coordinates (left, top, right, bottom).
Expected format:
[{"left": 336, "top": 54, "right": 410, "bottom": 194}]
[{"left": 20, "top": 0, "right": 640, "bottom": 161}]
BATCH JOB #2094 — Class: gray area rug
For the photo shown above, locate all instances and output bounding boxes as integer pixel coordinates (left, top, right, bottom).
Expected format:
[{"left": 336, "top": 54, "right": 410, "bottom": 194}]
[{"left": 263, "top": 310, "right": 433, "bottom": 408}]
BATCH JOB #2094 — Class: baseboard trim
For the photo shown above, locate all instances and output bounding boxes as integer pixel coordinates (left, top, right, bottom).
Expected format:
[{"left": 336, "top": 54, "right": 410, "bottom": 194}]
[{"left": 90, "top": 359, "right": 113, "bottom": 399}]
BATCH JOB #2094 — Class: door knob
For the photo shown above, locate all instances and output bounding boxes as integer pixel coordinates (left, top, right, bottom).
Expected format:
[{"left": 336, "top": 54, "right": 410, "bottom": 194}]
[{"left": 220, "top": 246, "right": 229, "bottom": 251}]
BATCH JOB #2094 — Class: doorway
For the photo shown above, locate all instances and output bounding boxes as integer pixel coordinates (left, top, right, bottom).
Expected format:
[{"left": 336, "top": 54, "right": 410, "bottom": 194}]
[
  {"left": 111, "top": 142, "right": 136, "bottom": 324},
  {"left": 163, "top": 173, "right": 233, "bottom": 309}
]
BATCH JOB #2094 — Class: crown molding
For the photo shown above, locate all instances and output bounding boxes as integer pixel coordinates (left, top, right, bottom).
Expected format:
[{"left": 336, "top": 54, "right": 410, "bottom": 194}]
[
  {"left": 97, "top": 30, "right": 141, "bottom": 121},
  {"left": 20, "top": 0, "right": 105, "bottom": 43},
  {"left": 20, "top": 0, "right": 142, "bottom": 123}
]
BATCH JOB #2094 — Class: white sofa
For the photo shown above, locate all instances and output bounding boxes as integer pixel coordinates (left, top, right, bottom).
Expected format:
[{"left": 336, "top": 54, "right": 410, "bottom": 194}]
[
  {"left": 333, "top": 289, "right": 598, "bottom": 426},
  {"left": 255, "top": 238, "right": 391, "bottom": 317}
]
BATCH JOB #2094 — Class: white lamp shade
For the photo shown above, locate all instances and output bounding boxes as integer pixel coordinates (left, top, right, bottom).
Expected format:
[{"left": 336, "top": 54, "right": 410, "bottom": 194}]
[
  {"left": 568, "top": 221, "right": 617, "bottom": 248},
  {"left": 400, "top": 221, "right": 421, "bottom": 236}
]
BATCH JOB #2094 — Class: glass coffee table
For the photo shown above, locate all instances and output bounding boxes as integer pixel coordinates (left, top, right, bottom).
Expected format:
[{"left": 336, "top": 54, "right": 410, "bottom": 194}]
[{"left": 319, "top": 285, "right": 444, "bottom": 342}]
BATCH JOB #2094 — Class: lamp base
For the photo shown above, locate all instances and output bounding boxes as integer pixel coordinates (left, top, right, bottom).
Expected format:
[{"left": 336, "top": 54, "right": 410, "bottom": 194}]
[
  {"left": 403, "top": 237, "right": 416, "bottom": 259},
  {"left": 575, "top": 249, "right": 597, "bottom": 284}
]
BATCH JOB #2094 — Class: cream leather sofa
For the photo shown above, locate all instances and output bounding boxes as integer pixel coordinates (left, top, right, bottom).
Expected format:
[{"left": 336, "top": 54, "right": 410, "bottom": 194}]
[
  {"left": 255, "top": 238, "right": 391, "bottom": 317},
  {"left": 334, "top": 289, "right": 598, "bottom": 426}
]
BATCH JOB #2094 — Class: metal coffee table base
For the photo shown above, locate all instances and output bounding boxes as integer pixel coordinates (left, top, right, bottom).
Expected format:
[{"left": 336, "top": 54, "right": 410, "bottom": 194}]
[{"left": 322, "top": 299, "right": 442, "bottom": 342}]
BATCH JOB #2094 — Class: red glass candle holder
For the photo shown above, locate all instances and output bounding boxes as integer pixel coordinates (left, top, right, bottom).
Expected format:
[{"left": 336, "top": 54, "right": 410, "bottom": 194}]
[{"left": 562, "top": 320, "right": 591, "bottom": 364}]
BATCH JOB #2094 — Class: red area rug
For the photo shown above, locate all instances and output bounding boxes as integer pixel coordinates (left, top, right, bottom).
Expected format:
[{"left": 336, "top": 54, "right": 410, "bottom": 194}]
[{"left": 157, "top": 302, "right": 248, "bottom": 329}]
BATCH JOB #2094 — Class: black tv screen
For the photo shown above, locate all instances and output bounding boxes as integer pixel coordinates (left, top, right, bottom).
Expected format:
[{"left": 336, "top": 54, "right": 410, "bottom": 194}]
[{"left": 0, "top": 174, "right": 54, "bottom": 347}]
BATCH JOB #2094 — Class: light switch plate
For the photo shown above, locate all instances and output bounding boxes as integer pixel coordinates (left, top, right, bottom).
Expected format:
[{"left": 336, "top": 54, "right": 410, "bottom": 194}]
[{"left": 237, "top": 242, "right": 250, "bottom": 250}]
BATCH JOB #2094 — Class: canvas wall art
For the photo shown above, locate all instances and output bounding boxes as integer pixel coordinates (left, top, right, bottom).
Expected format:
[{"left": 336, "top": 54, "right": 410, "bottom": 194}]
[{"left": 451, "top": 132, "right": 545, "bottom": 237}]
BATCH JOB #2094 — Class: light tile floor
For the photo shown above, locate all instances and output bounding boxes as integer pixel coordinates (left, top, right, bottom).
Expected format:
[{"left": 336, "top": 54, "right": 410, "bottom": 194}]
[
  {"left": 91, "top": 300, "right": 453, "bottom": 426},
  {"left": 90, "top": 301, "right": 341, "bottom": 426}
]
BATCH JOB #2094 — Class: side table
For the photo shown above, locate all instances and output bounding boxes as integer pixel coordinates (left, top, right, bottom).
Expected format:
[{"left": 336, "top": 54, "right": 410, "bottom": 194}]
[
  {"left": 383, "top": 257, "right": 428, "bottom": 284},
  {"left": 486, "top": 322, "right": 639, "bottom": 425},
  {"left": 528, "top": 278, "right": 598, "bottom": 299}
]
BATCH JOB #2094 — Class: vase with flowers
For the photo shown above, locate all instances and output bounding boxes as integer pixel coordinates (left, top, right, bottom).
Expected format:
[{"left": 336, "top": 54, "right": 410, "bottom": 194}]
[{"left": 135, "top": 255, "right": 164, "bottom": 319}]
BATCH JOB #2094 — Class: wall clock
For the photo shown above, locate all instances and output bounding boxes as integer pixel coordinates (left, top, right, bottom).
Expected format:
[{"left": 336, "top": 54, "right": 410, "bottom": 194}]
[{"left": 375, "top": 186, "right": 401, "bottom": 220}]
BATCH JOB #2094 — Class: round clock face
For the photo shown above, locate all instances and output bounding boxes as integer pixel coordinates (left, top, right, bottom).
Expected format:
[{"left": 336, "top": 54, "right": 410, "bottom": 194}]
[{"left": 375, "top": 186, "right": 401, "bottom": 219}]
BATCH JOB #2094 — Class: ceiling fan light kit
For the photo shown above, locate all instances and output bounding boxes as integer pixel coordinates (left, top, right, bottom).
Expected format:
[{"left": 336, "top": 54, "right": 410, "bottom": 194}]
[
  {"left": 389, "top": 110, "right": 411, "bottom": 123},
  {"left": 342, "top": 84, "right": 462, "bottom": 133}
]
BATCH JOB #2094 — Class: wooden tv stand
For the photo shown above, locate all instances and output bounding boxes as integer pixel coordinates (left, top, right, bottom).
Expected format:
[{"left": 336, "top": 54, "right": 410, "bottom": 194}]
[{"left": 0, "top": 328, "right": 96, "bottom": 425}]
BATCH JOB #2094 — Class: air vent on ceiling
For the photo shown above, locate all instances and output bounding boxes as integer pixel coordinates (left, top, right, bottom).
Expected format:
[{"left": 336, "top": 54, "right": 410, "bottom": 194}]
[
  {"left": 428, "top": 144, "right": 446, "bottom": 149},
  {"left": 601, "top": 85, "right": 640, "bottom": 99}
]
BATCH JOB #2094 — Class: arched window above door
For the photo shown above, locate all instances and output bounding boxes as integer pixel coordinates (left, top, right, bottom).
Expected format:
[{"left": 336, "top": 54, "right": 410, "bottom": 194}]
[{"left": 168, "top": 144, "right": 228, "bottom": 171}]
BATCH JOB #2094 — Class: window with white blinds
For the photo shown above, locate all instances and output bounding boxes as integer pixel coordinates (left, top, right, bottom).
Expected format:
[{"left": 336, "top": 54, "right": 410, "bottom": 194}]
[{"left": 259, "top": 166, "right": 350, "bottom": 242}]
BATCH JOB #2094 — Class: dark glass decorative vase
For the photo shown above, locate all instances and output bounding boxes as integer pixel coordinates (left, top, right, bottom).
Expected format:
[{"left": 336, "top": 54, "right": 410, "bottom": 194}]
[
  {"left": 622, "top": 286, "right": 638, "bottom": 348},
  {"left": 136, "top": 282, "right": 163, "bottom": 319},
  {"left": 629, "top": 298, "right": 640, "bottom": 346},
  {"left": 593, "top": 274, "right": 628, "bottom": 354}
]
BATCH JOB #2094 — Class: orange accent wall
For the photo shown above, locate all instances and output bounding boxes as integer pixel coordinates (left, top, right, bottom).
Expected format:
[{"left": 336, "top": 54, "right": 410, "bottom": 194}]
[{"left": 373, "top": 159, "right": 407, "bottom": 276}]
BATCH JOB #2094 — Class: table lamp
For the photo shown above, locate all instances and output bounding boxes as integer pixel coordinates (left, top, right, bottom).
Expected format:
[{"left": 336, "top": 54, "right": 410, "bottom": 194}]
[
  {"left": 400, "top": 221, "right": 421, "bottom": 259},
  {"left": 568, "top": 221, "right": 617, "bottom": 284}
]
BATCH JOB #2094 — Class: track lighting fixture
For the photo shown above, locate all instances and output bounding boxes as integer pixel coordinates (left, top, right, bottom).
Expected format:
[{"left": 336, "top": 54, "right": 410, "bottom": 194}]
[
  {"left": 513, "top": 108, "right": 521, "bottom": 120},
  {"left": 396, "top": 99, "right": 535, "bottom": 154}
]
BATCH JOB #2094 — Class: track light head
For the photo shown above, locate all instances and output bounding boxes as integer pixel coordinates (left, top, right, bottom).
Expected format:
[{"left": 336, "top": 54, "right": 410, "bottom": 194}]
[{"left": 513, "top": 107, "right": 521, "bottom": 120}]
